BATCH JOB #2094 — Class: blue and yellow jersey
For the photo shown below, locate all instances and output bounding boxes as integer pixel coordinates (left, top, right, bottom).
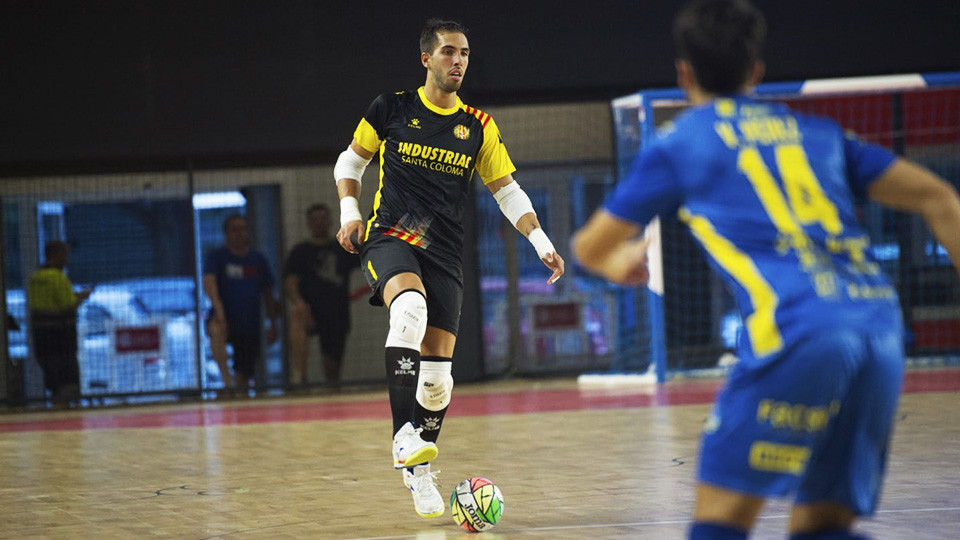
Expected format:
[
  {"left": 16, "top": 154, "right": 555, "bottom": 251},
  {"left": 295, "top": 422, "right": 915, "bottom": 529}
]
[
  {"left": 353, "top": 87, "right": 516, "bottom": 267},
  {"left": 605, "top": 96, "right": 901, "bottom": 364}
]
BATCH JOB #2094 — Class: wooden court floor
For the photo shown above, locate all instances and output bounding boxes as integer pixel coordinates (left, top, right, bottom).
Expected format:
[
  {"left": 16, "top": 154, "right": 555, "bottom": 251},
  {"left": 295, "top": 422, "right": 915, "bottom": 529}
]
[{"left": 1, "top": 369, "right": 958, "bottom": 540}]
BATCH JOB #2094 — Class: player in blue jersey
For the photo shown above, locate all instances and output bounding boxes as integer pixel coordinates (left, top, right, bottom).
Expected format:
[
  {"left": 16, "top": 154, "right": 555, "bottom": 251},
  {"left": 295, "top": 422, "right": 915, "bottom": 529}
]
[
  {"left": 572, "top": 1, "right": 960, "bottom": 539},
  {"left": 333, "top": 19, "right": 564, "bottom": 519}
]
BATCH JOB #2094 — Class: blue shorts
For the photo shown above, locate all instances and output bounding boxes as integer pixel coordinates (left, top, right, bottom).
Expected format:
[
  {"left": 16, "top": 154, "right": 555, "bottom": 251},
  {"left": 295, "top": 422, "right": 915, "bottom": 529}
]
[{"left": 698, "top": 326, "right": 905, "bottom": 515}]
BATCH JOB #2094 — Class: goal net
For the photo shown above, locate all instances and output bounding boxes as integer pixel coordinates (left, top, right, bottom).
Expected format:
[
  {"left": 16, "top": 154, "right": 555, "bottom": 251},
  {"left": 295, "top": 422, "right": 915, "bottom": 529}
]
[{"left": 611, "top": 72, "right": 960, "bottom": 381}]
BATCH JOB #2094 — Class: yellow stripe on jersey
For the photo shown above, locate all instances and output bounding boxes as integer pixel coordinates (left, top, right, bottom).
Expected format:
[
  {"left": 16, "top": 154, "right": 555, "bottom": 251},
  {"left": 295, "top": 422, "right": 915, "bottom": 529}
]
[
  {"left": 470, "top": 111, "right": 516, "bottom": 184},
  {"left": 417, "top": 86, "right": 461, "bottom": 116},
  {"left": 353, "top": 118, "right": 382, "bottom": 154},
  {"left": 365, "top": 144, "right": 387, "bottom": 242},
  {"left": 680, "top": 207, "right": 784, "bottom": 358}
]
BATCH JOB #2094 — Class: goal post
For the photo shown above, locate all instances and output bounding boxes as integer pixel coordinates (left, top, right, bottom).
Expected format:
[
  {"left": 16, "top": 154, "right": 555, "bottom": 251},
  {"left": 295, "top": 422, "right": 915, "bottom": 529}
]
[{"left": 610, "top": 72, "right": 960, "bottom": 383}]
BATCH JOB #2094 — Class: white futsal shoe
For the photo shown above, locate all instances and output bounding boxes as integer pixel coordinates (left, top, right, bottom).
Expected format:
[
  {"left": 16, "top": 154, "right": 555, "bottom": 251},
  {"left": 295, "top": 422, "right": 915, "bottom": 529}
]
[
  {"left": 402, "top": 463, "right": 444, "bottom": 518},
  {"left": 392, "top": 422, "right": 438, "bottom": 469}
]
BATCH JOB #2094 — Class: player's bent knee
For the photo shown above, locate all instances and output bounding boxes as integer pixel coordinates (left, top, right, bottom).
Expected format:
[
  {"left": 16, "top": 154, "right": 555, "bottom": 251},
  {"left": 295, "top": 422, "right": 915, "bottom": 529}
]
[
  {"left": 386, "top": 289, "right": 427, "bottom": 349},
  {"left": 417, "top": 361, "right": 453, "bottom": 411}
]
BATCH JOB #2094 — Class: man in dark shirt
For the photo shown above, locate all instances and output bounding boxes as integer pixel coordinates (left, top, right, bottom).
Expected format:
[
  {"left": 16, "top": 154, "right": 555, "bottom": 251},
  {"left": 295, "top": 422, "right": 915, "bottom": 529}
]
[{"left": 284, "top": 203, "right": 359, "bottom": 385}]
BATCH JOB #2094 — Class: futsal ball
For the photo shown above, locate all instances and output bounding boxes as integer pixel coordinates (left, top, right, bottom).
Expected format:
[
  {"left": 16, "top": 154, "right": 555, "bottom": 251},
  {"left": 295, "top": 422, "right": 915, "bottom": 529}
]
[{"left": 449, "top": 477, "right": 504, "bottom": 532}]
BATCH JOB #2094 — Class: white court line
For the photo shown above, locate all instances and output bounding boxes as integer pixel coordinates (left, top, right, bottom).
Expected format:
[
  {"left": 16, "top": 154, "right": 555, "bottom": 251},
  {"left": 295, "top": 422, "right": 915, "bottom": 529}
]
[
  {"left": 876, "top": 506, "right": 960, "bottom": 514},
  {"left": 342, "top": 506, "right": 960, "bottom": 540}
]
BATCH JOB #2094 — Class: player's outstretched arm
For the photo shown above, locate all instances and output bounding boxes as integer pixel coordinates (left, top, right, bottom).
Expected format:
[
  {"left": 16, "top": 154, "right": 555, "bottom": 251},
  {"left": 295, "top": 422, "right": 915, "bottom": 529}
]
[
  {"left": 571, "top": 210, "right": 650, "bottom": 287},
  {"left": 868, "top": 159, "right": 960, "bottom": 278},
  {"left": 335, "top": 140, "right": 374, "bottom": 254},
  {"left": 488, "top": 175, "right": 564, "bottom": 284}
]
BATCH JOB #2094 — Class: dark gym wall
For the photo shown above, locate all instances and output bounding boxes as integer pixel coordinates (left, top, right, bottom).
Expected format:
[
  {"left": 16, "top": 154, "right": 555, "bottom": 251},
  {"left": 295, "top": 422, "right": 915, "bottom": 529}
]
[{"left": 2, "top": 0, "right": 958, "bottom": 175}]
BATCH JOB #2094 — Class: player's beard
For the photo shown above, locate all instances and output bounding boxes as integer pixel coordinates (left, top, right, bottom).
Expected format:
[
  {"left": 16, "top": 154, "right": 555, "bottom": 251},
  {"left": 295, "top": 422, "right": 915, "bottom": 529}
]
[{"left": 431, "top": 66, "right": 462, "bottom": 94}]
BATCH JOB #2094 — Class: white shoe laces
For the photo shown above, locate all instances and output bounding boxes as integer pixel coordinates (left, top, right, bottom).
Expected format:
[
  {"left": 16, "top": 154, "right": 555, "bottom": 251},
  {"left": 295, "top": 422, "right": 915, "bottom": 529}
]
[{"left": 410, "top": 468, "right": 442, "bottom": 491}]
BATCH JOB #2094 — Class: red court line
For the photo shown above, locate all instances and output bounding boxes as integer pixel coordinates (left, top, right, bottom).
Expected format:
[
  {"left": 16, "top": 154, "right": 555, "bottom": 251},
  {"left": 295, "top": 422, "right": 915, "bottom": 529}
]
[{"left": 1, "top": 369, "right": 957, "bottom": 434}]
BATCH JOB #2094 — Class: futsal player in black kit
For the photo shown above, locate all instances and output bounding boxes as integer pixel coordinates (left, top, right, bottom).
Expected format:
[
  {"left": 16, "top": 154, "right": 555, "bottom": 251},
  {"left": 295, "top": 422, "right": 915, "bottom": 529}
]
[{"left": 333, "top": 18, "right": 564, "bottom": 518}]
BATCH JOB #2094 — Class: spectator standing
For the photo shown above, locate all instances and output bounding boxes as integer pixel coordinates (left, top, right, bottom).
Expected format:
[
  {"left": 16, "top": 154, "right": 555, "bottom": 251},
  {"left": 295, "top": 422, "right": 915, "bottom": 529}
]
[
  {"left": 284, "top": 203, "right": 360, "bottom": 385},
  {"left": 27, "top": 240, "right": 92, "bottom": 403},
  {"left": 203, "top": 214, "right": 279, "bottom": 391}
]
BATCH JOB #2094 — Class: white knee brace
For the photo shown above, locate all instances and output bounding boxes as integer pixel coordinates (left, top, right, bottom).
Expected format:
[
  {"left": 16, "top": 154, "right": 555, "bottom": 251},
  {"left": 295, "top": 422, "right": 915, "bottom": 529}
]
[
  {"left": 386, "top": 290, "right": 427, "bottom": 349},
  {"left": 417, "top": 360, "right": 453, "bottom": 411}
]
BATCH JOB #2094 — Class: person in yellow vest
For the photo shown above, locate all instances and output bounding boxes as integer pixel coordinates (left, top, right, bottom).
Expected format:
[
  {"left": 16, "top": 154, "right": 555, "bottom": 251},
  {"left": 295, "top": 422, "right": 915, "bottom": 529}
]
[{"left": 27, "top": 240, "right": 92, "bottom": 403}]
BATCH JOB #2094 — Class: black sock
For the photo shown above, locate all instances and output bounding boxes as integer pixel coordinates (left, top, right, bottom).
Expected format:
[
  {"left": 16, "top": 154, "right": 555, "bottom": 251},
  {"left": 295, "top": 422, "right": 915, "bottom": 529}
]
[
  {"left": 386, "top": 347, "right": 419, "bottom": 436},
  {"left": 414, "top": 356, "right": 451, "bottom": 443}
]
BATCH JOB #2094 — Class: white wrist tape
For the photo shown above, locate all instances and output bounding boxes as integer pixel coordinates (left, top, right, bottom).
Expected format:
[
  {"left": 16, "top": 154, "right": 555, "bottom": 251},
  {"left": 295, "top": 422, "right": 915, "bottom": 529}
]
[
  {"left": 339, "top": 196, "right": 363, "bottom": 226},
  {"left": 334, "top": 146, "right": 372, "bottom": 185},
  {"left": 493, "top": 181, "right": 535, "bottom": 227},
  {"left": 528, "top": 228, "right": 556, "bottom": 259}
]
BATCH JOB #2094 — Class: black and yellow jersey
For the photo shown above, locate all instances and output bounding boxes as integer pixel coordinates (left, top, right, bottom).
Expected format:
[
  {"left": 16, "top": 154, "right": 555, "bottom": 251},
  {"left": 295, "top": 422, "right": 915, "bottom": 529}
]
[{"left": 353, "top": 86, "right": 516, "bottom": 267}]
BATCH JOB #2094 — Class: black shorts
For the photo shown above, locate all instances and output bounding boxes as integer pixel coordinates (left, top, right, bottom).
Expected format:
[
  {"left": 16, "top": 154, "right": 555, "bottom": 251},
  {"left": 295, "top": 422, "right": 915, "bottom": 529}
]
[
  {"left": 360, "top": 235, "right": 463, "bottom": 336},
  {"left": 31, "top": 314, "right": 80, "bottom": 392},
  {"left": 308, "top": 302, "right": 349, "bottom": 362},
  {"left": 228, "top": 331, "right": 260, "bottom": 379},
  {"left": 205, "top": 309, "right": 261, "bottom": 378}
]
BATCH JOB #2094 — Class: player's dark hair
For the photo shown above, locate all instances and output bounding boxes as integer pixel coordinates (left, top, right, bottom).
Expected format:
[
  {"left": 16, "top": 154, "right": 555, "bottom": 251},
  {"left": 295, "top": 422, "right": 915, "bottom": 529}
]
[
  {"left": 673, "top": 0, "right": 766, "bottom": 94},
  {"left": 419, "top": 18, "right": 468, "bottom": 54}
]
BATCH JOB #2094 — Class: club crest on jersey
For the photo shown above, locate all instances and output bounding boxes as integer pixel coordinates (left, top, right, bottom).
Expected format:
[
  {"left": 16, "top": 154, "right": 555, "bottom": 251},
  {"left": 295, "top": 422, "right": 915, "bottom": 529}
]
[
  {"left": 408, "top": 118, "right": 422, "bottom": 129},
  {"left": 453, "top": 124, "right": 470, "bottom": 140}
]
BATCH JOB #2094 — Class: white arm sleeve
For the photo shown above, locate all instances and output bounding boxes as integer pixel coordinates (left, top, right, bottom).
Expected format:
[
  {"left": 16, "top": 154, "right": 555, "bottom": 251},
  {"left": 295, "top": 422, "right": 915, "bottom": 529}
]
[
  {"left": 334, "top": 146, "right": 372, "bottom": 185},
  {"left": 493, "top": 181, "right": 535, "bottom": 227},
  {"left": 494, "top": 182, "right": 556, "bottom": 258},
  {"left": 527, "top": 228, "right": 556, "bottom": 259},
  {"left": 339, "top": 196, "right": 363, "bottom": 227}
]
